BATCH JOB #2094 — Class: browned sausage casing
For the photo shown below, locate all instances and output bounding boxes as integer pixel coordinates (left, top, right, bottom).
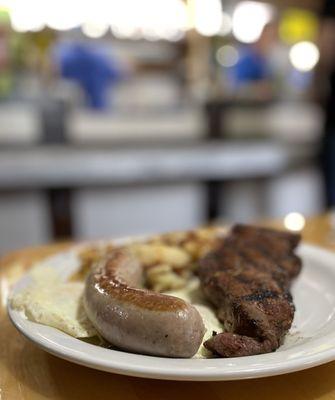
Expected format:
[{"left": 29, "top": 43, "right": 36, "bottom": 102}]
[{"left": 83, "top": 249, "right": 205, "bottom": 358}]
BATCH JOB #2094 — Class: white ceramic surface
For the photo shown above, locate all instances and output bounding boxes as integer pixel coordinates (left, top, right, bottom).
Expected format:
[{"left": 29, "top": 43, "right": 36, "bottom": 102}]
[{"left": 7, "top": 242, "right": 335, "bottom": 381}]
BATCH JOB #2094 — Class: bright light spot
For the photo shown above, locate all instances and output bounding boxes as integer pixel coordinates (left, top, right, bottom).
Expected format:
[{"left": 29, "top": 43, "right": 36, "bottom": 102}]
[
  {"left": 284, "top": 212, "right": 306, "bottom": 232},
  {"left": 289, "top": 41, "right": 320, "bottom": 72},
  {"left": 82, "top": 22, "right": 109, "bottom": 38},
  {"left": 108, "top": 0, "right": 141, "bottom": 39},
  {"left": 216, "top": 45, "right": 239, "bottom": 67},
  {"left": 82, "top": 0, "right": 111, "bottom": 38},
  {"left": 232, "top": 1, "right": 274, "bottom": 43},
  {"left": 142, "top": 26, "right": 184, "bottom": 41},
  {"left": 9, "top": 0, "right": 45, "bottom": 32},
  {"left": 162, "top": 28, "right": 184, "bottom": 42},
  {"left": 142, "top": 27, "right": 160, "bottom": 41},
  {"left": 45, "top": 0, "right": 85, "bottom": 30},
  {"left": 6, "top": 0, "right": 187, "bottom": 40},
  {"left": 194, "top": 0, "right": 223, "bottom": 36},
  {"left": 109, "top": 0, "right": 187, "bottom": 41},
  {"left": 112, "top": 24, "right": 140, "bottom": 39},
  {"left": 219, "top": 12, "right": 232, "bottom": 36},
  {"left": 0, "top": 0, "right": 11, "bottom": 8}
]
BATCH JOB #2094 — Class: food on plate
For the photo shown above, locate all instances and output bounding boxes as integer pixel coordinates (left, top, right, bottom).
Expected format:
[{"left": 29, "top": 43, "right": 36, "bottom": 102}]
[
  {"left": 71, "top": 244, "right": 115, "bottom": 282},
  {"left": 198, "top": 225, "right": 301, "bottom": 357},
  {"left": 83, "top": 248, "right": 206, "bottom": 358},
  {"left": 11, "top": 266, "right": 96, "bottom": 338},
  {"left": 128, "top": 243, "right": 192, "bottom": 292},
  {"left": 165, "top": 279, "right": 223, "bottom": 358},
  {"left": 147, "top": 227, "right": 225, "bottom": 260},
  {"left": 75, "top": 226, "right": 224, "bottom": 291},
  {"left": 10, "top": 224, "right": 302, "bottom": 359}
]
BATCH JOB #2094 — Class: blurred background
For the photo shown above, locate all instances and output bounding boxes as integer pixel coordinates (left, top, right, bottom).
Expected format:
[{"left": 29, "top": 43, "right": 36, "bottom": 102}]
[{"left": 0, "top": 0, "right": 334, "bottom": 252}]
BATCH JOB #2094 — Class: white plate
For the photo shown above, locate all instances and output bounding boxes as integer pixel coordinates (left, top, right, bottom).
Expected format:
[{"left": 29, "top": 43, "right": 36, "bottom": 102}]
[{"left": 7, "top": 241, "right": 335, "bottom": 381}]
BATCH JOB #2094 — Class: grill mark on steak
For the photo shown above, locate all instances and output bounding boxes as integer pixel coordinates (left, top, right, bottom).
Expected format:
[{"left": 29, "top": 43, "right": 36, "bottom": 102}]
[
  {"left": 198, "top": 224, "right": 301, "bottom": 358},
  {"left": 241, "top": 290, "right": 280, "bottom": 302}
]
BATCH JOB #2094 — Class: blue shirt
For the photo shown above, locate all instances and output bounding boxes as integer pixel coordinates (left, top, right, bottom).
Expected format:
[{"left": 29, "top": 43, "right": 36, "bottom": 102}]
[
  {"left": 232, "top": 47, "right": 269, "bottom": 87},
  {"left": 55, "top": 42, "right": 123, "bottom": 110}
]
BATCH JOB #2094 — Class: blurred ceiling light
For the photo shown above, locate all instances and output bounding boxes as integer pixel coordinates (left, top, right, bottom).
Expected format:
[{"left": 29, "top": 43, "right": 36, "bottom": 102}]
[
  {"left": 111, "top": 24, "right": 140, "bottom": 40},
  {"left": 45, "top": 0, "right": 85, "bottom": 31},
  {"left": 9, "top": 0, "right": 45, "bottom": 32},
  {"left": 141, "top": 0, "right": 186, "bottom": 41},
  {"left": 232, "top": 1, "right": 274, "bottom": 43},
  {"left": 142, "top": 27, "right": 161, "bottom": 41},
  {"left": 110, "top": 3, "right": 142, "bottom": 39},
  {"left": 216, "top": 45, "right": 239, "bottom": 67},
  {"left": 161, "top": 28, "right": 184, "bottom": 42},
  {"left": 143, "top": 27, "right": 184, "bottom": 42},
  {"left": 194, "top": 0, "right": 223, "bottom": 36},
  {"left": 0, "top": 0, "right": 13, "bottom": 16},
  {"left": 289, "top": 41, "right": 319, "bottom": 72},
  {"left": 6, "top": 0, "right": 187, "bottom": 40},
  {"left": 82, "top": 0, "right": 111, "bottom": 38},
  {"left": 109, "top": 0, "right": 186, "bottom": 41},
  {"left": 82, "top": 22, "right": 109, "bottom": 38},
  {"left": 219, "top": 12, "right": 232, "bottom": 36},
  {"left": 284, "top": 212, "right": 306, "bottom": 232}
]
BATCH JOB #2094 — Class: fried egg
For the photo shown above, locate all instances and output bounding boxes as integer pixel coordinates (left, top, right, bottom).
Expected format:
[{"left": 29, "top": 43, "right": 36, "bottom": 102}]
[{"left": 11, "top": 266, "right": 96, "bottom": 338}]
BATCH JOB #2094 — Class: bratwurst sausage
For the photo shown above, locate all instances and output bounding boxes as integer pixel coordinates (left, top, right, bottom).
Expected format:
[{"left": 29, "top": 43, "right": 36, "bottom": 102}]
[{"left": 83, "top": 248, "right": 205, "bottom": 358}]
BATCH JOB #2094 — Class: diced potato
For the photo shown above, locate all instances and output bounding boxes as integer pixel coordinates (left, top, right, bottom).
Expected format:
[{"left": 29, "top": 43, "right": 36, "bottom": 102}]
[{"left": 129, "top": 244, "right": 191, "bottom": 269}]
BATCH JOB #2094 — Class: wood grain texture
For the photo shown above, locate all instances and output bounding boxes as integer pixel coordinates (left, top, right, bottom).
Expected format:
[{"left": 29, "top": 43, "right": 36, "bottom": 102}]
[{"left": 1, "top": 217, "right": 335, "bottom": 400}]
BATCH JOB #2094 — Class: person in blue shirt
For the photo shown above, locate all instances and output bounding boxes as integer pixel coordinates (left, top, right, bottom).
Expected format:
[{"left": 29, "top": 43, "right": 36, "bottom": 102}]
[
  {"left": 231, "top": 22, "right": 278, "bottom": 99},
  {"left": 234, "top": 47, "right": 269, "bottom": 83},
  {"left": 55, "top": 41, "right": 124, "bottom": 110}
]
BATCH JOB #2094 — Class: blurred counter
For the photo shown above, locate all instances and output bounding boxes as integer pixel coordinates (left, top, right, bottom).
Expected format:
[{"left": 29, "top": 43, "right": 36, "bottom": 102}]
[{"left": 0, "top": 141, "right": 316, "bottom": 188}]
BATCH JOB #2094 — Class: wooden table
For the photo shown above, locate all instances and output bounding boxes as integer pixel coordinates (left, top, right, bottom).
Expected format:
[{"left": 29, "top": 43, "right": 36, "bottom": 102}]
[{"left": 1, "top": 214, "right": 335, "bottom": 399}]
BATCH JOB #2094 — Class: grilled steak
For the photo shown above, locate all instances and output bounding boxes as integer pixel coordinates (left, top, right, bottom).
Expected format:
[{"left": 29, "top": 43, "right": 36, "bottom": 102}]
[{"left": 198, "top": 225, "right": 302, "bottom": 357}]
